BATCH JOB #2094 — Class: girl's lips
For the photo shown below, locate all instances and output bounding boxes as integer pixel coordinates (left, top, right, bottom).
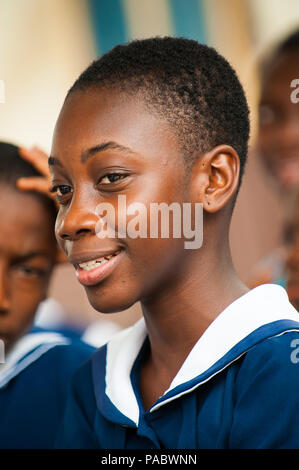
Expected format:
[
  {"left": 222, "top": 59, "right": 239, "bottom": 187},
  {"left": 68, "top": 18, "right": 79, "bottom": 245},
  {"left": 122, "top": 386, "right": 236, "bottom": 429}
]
[{"left": 75, "top": 250, "right": 123, "bottom": 287}]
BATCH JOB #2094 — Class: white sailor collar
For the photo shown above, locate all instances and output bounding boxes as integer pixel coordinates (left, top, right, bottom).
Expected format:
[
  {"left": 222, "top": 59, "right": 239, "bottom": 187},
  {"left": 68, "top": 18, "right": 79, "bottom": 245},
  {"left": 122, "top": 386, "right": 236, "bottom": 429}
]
[
  {"left": 96, "top": 284, "right": 299, "bottom": 426},
  {"left": 0, "top": 329, "right": 70, "bottom": 388}
]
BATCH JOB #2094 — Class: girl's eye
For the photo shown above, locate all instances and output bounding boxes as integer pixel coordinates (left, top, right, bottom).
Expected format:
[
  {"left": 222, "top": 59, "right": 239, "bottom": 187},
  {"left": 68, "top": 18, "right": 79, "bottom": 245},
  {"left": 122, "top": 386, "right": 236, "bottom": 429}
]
[
  {"left": 99, "top": 173, "right": 127, "bottom": 185},
  {"left": 56, "top": 185, "right": 73, "bottom": 196},
  {"left": 50, "top": 184, "right": 73, "bottom": 202}
]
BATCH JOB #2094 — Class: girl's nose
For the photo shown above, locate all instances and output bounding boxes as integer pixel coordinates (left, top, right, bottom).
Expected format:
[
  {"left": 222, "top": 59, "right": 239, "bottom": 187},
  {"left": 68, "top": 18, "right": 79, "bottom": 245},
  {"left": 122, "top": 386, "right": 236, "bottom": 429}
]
[{"left": 56, "top": 202, "right": 98, "bottom": 242}]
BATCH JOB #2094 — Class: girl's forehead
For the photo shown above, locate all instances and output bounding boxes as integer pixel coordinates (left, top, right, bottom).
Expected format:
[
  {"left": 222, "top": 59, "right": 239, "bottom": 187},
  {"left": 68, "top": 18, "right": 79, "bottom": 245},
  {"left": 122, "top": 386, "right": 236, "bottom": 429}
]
[
  {"left": 57, "top": 88, "right": 141, "bottom": 129},
  {"left": 52, "top": 88, "right": 180, "bottom": 166}
]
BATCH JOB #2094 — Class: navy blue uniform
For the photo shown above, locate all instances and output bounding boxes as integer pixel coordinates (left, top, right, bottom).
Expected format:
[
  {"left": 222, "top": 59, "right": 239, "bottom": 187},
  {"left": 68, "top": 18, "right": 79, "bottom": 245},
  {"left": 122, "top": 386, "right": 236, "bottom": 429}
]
[
  {"left": 56, "top": 285, "right": 299, "bottom": 449},
  {"left": 0, "top": 327, "right": 94, "bottom": 449}
]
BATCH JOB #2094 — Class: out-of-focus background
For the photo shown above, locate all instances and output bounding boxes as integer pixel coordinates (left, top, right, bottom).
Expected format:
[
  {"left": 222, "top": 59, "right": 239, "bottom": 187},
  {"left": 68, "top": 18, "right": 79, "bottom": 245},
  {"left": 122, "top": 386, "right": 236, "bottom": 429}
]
[{"left": 0, "top": 0, "right": 298, "bottom": 333}]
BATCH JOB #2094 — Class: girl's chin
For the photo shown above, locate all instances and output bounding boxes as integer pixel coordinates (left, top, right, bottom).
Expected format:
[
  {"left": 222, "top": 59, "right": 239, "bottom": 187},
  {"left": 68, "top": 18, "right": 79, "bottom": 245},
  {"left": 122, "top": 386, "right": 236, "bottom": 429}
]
[{"left": 85, "top": 287, "right": 138, "bottom": 315}]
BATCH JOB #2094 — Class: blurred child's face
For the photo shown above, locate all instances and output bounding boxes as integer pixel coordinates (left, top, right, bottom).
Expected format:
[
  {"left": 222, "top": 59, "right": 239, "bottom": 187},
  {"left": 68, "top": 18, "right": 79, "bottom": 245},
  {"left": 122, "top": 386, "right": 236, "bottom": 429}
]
[
  {"left": 51, "top": 88, "right": 196, "bottom": 314},
  {"left": 0, "top": 186, "right": 56, "bottom": 352},
  {"left": 256, "top": 51, "right": 299, "bottom": 190},
  {"left": 286, "top": 196, "right": 299, "bottom": 310}
]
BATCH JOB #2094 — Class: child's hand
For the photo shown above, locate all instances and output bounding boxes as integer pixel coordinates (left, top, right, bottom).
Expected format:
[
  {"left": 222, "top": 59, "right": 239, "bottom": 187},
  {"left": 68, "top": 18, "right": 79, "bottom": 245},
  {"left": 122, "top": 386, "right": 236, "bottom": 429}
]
[
  {"left": 17, "top": 146, "right": 67, "bottom": 264},
  {"left": 17, "top": 146, "right": 56, "bottom": 202}
]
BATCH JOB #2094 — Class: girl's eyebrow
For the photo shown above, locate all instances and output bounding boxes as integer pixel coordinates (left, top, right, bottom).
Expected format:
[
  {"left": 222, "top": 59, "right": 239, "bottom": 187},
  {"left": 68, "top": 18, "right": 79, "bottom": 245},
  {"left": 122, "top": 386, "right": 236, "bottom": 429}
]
[
  {"left": 81, "top": 141, "right": 137, "bottom": 163},
  {"left": 48, "top": 156, "right": 62, "bottom": 167},
  {"left": 48, "top": 142, "right": 137, "bottom": 168}
]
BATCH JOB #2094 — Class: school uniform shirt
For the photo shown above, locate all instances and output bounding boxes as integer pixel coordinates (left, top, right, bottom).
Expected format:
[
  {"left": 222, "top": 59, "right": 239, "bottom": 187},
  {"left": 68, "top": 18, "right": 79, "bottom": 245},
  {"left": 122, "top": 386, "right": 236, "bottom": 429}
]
[
  {"left": 56, "top": 284, "right": 299, "bottom": 449},
  {"left": 0, "top": 326, "right": 94, "bottom": 449}
]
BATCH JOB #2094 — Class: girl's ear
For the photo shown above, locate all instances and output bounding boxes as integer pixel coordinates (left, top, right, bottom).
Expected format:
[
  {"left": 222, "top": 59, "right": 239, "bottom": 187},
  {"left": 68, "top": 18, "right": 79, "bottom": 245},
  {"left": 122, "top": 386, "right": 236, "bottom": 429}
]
[{"left": 191, "top": 145, "right": 241, "bottom": 213}]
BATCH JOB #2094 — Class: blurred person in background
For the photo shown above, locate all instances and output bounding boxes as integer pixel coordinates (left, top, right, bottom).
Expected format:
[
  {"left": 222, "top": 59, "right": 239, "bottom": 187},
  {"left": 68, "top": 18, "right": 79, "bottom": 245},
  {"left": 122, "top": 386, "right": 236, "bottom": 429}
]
[
  {"left": 257, "top": 28, "right": 299, "bottom": 194},
  {"left": 249, "top": 28, "right": 299, "bottom": 307},
  {"left": 0, "top": 142, "right": 94, "bottom": 449},
  {"left": 285, "top": 190, "right": 299, "bottom": 311}
]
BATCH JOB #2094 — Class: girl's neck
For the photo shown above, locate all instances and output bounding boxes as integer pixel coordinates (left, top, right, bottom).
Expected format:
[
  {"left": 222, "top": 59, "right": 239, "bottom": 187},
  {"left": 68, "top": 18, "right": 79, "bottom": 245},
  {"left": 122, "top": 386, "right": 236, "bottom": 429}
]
[{"left": 141, "top": 248, "right": 248, "bottom": 377}]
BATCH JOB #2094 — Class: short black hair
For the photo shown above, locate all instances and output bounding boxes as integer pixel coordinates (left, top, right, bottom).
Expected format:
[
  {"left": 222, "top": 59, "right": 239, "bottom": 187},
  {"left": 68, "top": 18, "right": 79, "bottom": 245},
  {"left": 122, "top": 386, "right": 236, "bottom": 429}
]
[
  {"left": 68, "top": 36, "right": 250, "bottom": 188},
  {"left": 0, "top": 141, "right": 57, "bottom": 221},
  {"left": 260, "top": 27, "right": 299, "bottom": 79},
  {"left": 276, "top": 28, "right": 299, "bottom": 55}
]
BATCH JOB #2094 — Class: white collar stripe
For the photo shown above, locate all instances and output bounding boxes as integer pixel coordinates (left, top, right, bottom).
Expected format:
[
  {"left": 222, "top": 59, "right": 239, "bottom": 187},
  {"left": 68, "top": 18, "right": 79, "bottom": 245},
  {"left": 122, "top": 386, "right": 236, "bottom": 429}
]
[
  {"left": 104, "top": 285, "right": 299, "bottom": 425},
  {"left": 105, "top": 320, "right": 147, "bottom": 426},
  {"left": 0, "top": 332, "right": 70, "bottom": 388},
  {"left": 150, "top": 323, "right": 299, "bottom": 412}
]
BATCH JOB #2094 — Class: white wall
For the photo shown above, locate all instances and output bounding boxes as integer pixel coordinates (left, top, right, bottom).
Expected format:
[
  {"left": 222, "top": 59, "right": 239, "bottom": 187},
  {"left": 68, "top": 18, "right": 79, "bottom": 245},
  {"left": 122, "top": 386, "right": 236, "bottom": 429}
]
[
  {"left": 0, "top": 0, "right": 96, "bottom": 151},
  {"left": 248, "top": 0, "right": 299, "bottom": 50}
]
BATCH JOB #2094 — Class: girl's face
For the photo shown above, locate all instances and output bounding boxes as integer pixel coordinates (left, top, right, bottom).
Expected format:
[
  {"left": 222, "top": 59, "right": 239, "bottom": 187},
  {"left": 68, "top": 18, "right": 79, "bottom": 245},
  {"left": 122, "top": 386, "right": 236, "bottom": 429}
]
[
  {"left": 50, "top": 88, "right": 193, "bottom": 314},
  {"left": 0, "top": 186, "right": 56, "bottom": 352},
  {"left": 256, "top": 51, "right": 299, "bottom": 191}
]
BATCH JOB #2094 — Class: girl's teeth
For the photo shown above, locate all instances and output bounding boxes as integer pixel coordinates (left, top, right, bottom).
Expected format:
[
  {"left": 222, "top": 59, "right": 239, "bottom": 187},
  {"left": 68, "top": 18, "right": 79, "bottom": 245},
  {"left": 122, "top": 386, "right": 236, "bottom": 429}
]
[{"left": 79, "top": 255, "right": 113, "bottom": 271}]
